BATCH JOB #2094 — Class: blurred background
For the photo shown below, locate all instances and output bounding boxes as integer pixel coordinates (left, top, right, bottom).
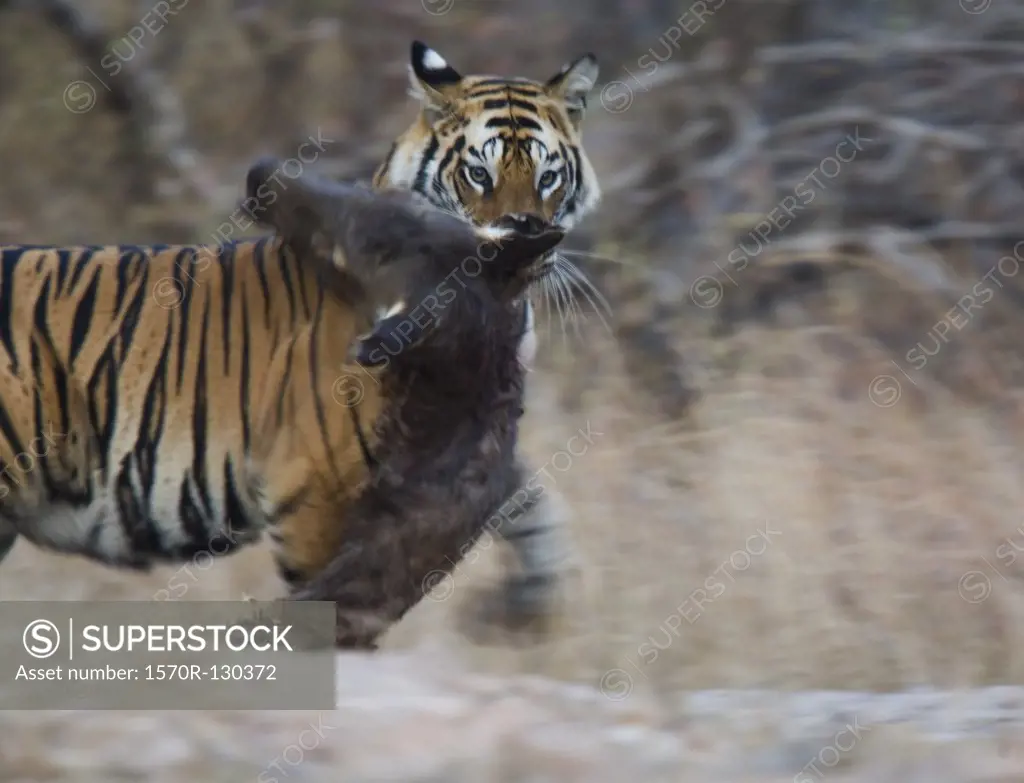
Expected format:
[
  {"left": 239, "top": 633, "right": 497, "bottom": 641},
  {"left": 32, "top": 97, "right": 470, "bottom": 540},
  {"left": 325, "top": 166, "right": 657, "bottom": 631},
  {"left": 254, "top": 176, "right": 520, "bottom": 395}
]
[{"left": 5, "top": 0, "right": 1024, "bottom": 779}]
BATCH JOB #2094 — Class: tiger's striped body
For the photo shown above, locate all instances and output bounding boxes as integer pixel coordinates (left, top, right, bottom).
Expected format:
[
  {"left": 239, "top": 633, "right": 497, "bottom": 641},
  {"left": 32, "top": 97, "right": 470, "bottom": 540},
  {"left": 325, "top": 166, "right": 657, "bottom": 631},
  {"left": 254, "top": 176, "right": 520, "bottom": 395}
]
[
  {"left": 0, "top": 239, "right": 382, "bottom": 584},
  {"left": 370, "top": 42, "right": 602, "bottom": 633}
]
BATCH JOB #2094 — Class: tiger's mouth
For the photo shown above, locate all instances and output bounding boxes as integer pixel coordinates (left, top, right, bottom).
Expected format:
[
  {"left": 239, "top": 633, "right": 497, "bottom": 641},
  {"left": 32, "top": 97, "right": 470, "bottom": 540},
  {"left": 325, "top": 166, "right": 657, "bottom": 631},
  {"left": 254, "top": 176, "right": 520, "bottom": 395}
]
[{"left": 481, "top": 215, "right": 561, "bottom": 284}]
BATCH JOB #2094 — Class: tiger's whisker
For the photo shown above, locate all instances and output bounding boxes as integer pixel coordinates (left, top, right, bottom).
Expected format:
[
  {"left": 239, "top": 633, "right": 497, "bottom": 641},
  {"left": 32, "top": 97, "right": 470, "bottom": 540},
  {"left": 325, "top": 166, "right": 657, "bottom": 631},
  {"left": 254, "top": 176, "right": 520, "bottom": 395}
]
[
  {"left": 560, "top": 248, "right": 637, "bottom": 268},
  {"left": 556, "top": 255, "right": 613, "bottom": 335}
]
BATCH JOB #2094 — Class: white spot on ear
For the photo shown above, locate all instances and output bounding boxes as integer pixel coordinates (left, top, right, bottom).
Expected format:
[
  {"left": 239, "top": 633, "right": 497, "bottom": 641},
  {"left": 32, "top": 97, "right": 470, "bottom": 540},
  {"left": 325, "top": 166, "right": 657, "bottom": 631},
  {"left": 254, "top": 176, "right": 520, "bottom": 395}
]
[
  {"left": 422, "top": 48, "right": 449, "bottom": 72},
  {"left": 332, "top": 244, "right": 346, "bottom": 268}
]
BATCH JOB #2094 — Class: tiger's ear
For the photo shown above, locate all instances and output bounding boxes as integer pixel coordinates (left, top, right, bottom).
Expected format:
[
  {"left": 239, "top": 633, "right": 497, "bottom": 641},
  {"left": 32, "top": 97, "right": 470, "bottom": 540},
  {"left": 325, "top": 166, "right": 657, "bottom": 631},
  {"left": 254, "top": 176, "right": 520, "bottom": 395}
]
[
  {"left": 545, "top": 53, "right": 598, "bottom": 127},
  {"left": 408, "top": 41, "right": 463, "bottom": 124}
]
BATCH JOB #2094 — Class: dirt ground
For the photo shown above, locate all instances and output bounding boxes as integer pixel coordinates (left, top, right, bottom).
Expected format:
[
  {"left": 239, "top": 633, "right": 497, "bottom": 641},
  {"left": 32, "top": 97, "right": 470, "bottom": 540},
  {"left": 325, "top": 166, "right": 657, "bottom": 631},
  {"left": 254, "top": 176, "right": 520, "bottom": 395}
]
[
  {"left": 5, "top": 362, "right": 1024, "bottom": 780},
  {"left": 4, "top": 0, "right": 1024, "bottom": 779}
]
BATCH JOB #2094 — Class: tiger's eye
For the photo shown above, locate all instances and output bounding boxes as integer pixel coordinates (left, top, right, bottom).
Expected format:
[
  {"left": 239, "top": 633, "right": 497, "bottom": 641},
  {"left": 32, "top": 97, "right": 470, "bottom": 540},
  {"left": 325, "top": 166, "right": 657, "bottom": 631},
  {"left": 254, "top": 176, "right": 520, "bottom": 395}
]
[{"left": 466, "top": 166, "right": 490, "bottom": 184}]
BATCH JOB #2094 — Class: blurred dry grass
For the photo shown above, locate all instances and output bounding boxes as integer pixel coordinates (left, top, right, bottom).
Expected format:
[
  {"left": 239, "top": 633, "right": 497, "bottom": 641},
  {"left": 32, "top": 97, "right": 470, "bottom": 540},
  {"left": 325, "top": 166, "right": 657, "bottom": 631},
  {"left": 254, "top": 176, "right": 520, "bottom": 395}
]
[{"left": 2, "top": 0, "right": 1024, "bottom": 702}]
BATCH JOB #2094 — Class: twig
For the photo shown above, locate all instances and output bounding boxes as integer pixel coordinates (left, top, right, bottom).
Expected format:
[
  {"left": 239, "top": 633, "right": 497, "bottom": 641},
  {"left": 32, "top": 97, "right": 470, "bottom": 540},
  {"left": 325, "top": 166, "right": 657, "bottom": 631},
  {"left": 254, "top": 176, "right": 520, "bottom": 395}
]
[{"left": 4, "top": 0, "right": 228, "bottom": 212}]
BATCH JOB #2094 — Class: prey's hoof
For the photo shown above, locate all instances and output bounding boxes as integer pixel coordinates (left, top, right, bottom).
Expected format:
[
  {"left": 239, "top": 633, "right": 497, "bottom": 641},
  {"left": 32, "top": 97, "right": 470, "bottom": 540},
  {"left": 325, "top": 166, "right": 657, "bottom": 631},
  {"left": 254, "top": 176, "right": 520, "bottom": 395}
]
[
  {"left": 237, "top": 598, "right": 335, "bottom": 652},
  {"left": 0, "top": 533, "right": 16, "bottom": 565}
]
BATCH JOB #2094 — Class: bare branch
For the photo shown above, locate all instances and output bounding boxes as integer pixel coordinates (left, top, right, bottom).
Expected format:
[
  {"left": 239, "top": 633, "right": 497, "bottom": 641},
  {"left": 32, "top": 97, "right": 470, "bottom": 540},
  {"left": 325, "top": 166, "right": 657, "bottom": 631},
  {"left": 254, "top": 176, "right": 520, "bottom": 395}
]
[{"left": 13, "top": 0, "right": 228, "bottom": 212}]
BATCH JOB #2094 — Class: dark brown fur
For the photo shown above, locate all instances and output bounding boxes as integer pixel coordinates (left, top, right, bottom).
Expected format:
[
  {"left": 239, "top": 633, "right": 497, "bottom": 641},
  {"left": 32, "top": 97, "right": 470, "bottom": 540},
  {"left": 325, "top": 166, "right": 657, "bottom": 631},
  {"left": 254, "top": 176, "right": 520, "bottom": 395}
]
[{"left": 244, "top": 157, "right": 565, "bottom": 648}]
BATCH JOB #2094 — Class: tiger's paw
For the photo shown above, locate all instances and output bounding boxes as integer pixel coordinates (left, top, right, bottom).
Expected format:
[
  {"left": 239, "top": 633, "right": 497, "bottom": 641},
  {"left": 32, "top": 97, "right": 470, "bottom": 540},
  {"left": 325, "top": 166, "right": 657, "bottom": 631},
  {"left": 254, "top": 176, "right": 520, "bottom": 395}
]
[{"left": 457, "top": 573, "right": 566, "bottom": 645}]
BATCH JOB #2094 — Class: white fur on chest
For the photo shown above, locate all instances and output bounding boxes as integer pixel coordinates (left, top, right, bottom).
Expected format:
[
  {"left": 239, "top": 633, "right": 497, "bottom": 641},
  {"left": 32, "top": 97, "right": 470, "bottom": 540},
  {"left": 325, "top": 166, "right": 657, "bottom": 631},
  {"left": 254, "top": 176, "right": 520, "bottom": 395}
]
[{"left": 517, "top": 300, "right": 537, "bottom": 371}]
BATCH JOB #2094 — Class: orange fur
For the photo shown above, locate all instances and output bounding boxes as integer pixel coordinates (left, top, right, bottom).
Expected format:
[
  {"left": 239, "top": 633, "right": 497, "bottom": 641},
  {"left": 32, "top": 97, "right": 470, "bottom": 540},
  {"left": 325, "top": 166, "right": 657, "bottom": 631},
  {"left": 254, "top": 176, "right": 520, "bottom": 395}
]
[{"left": 0, "top": 239, "right": 381, "bottom": 586}]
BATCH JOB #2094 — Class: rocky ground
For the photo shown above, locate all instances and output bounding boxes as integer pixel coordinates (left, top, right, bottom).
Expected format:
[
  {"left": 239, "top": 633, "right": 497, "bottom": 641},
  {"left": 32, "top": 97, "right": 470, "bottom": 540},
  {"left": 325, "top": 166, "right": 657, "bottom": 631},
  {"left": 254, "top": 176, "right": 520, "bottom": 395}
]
[
  {"left": 4, "top": 648, "right": 1024, "bottom": 782},
  {"left": 4, "top": 367, "right": 1024, "bottom": 781}
]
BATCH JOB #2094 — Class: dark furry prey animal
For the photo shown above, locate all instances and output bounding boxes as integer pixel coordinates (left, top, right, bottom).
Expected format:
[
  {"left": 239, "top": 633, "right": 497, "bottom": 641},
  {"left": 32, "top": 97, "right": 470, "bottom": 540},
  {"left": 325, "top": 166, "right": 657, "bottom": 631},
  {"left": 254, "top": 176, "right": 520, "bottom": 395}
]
[{"left": 243, "top": 157, "right": 565, "bottom": 648}]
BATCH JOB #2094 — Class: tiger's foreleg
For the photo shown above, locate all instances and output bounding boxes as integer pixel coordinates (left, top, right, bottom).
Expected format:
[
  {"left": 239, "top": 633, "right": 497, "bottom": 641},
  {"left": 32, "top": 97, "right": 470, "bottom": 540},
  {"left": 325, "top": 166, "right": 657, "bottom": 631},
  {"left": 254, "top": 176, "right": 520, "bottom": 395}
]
[{"left": 462, "top": 460, "right": 575, "bottom": 638}]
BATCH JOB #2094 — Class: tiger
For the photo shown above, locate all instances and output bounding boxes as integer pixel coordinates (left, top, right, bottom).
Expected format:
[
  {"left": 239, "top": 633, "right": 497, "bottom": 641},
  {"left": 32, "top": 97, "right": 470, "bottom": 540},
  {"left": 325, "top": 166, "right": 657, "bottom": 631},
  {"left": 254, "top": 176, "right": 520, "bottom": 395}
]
[
  {"left": 0, "top": 170, "right": 559, "bottom": 605},
  {"left": 371, "top": 40, "right": 604, "bottom": 634}
]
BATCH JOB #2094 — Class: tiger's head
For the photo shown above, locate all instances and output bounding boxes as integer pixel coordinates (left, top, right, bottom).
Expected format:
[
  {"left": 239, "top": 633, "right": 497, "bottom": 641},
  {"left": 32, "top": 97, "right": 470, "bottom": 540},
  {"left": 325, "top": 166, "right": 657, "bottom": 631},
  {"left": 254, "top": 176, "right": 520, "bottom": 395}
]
[{"left": 374, "top": 41, "right": 602, "bottom": 236}]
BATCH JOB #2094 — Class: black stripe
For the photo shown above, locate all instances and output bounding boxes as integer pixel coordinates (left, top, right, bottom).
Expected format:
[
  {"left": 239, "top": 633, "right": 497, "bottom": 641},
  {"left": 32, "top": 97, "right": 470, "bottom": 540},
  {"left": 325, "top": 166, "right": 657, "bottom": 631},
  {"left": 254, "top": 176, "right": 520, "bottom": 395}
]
[
  {"left": 30, "top": 276, "right": 62, "bottom": 498},
  {"left": 67, "top": 248, "right": 95, "bottom": 294},
  {"left": 0, "top": 398, "right": 25, "bottom": 471},
  {"left": 239, "top": 284, "right": 252, "bottom": 452},
  {"left": 467, "top": 86, "right": 508, "bottom": 98},
  {"left": 277, "top": 246, "right": 297, "bottom": 326},
  {"left": 32, "top": 274, "right": 53, "bottom": 352},
  {"left": 115, "top": 458, "right": 150, "bottom": 552},
  {"left": 28, "top": 332, "right": 49, "bottom": 496},
  {"left": 434, "top": 134, "right": 465, "bottom": 188},
  {"left": 275, "top": 338, "right": 296, "bottom": 427},
  {"left": 223, "top": 456, "right": 253, "bottom": 538},
  {"left": 0, "top": 249, "right": 22, "bottom": 373},
  {"left": 413, "top": 135, "right": 440, "bottom": 196},
  {"left": 470, "top": 85, "right": 541, "bottom": 98},
  {"left": 177, "top": 477, "right": 208, "bottom": 549},
  {"left": 135, "top": 309, "right": 173, "bottom": 508},
  {"left": 220, "top": 242, "right": 234, "bottom": 375},
  {"left": 113, "top": 248, "right": 140, "bottom": 316},
  {"left": 53, "top": 249, "right": 72, "bottom": 296},
  {"left": 68, "top": 268, "right": 101, "bottom": 368},
  {"left": 470, "top": 78, "right": 540, "bottom": 91},
  {"left": 510, "top": 98, "right": 540, "bottom": 112},
  {"left": 174, "top": 247, "right": 196, "bottom": 392},
  {"left": 50, "top": 345, "right": 72, "bottom": 468},
  {"left": 350, "top": 405, "right": 377, "bottom": 470},
  {"left": 86, "top": 346, "right": 119, "bottom": 482},
  {"left": 254, "top": 239, "right": 273, "bottom": 328},
  {"left": 486, "top": 115, "right": 542, "bottom": 131},
  {"left": 482, "top": 97, "right": 538, "bottom": 113},
  {"left": 191, "top": 295, "right": 213, "bottom": 517},
  {"left": 500, "top": 524, "right": 544, "bottom": 541},
  {"left": 115, "top": 256, "right": 149, "bottom": 363},
  {"left": 294, "top": 252, "right": 313, "bottom": 319},
  {"left": 376, "top": 142, "right": 398, "bottom": 182},
  {"left": 308, "top": 304, "right": 340, "bottom": 477}
]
